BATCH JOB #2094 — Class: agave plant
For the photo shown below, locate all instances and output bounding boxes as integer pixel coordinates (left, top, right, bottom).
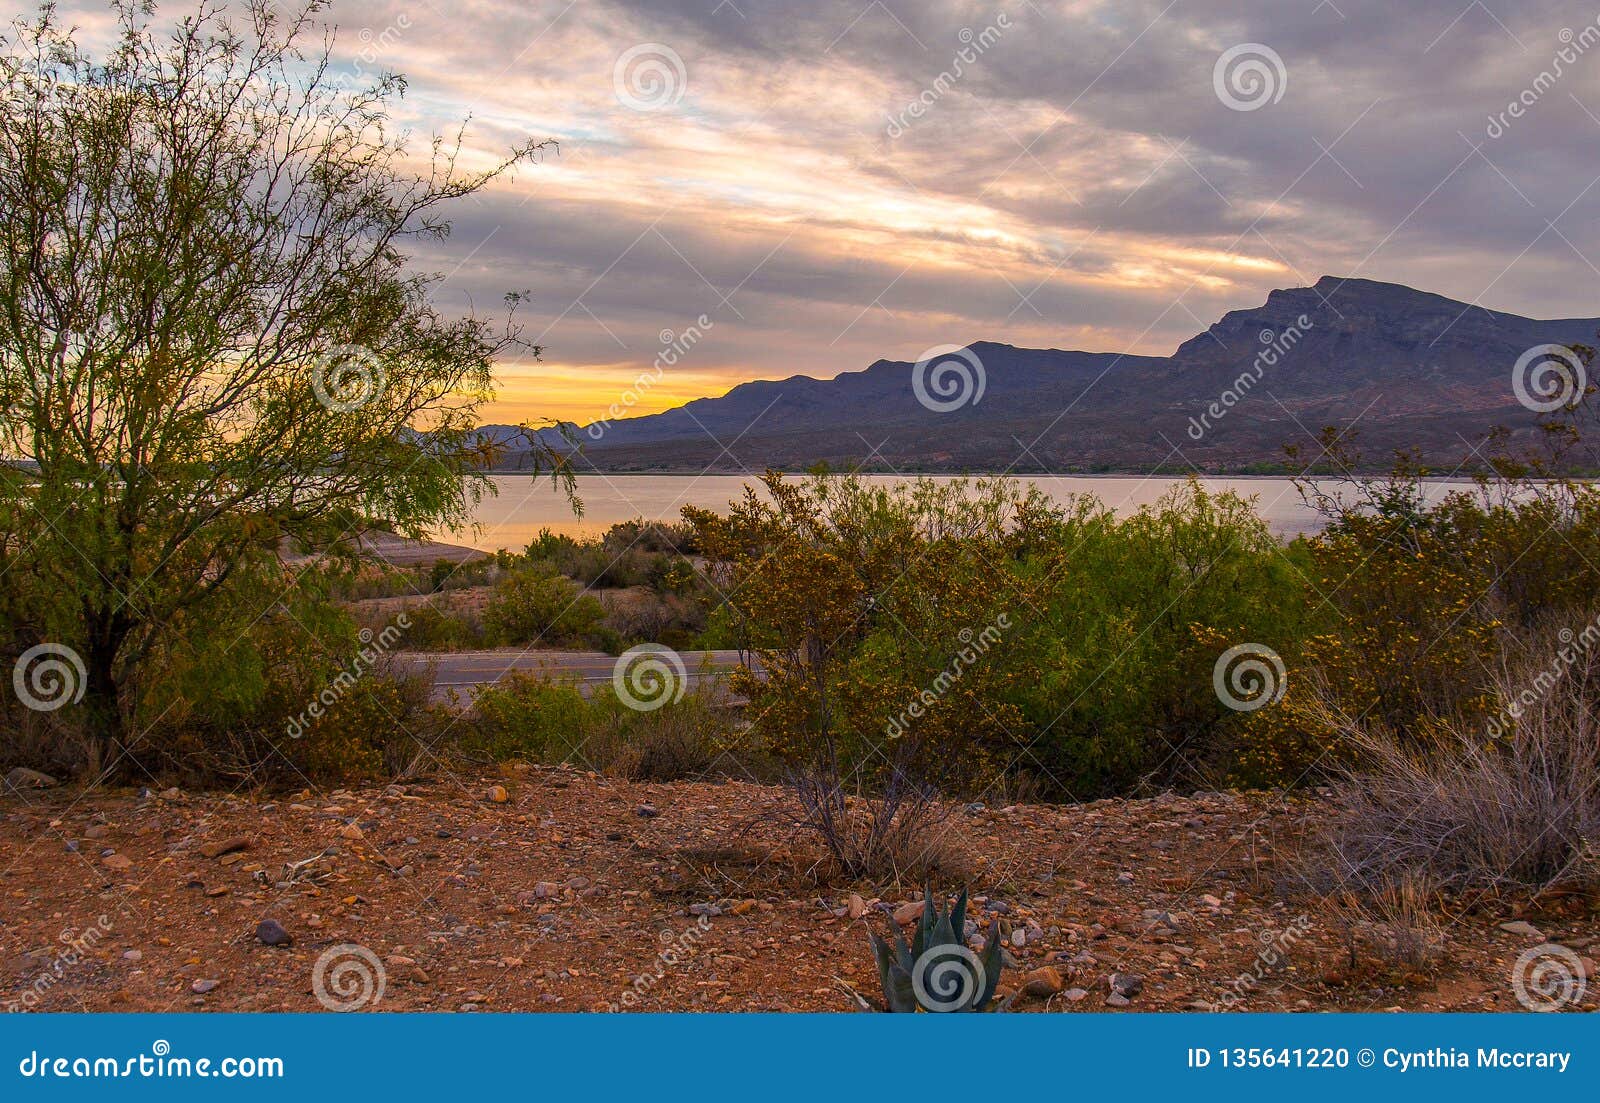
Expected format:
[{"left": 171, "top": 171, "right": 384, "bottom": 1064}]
[{"left": 865, "top": 886, "right": 1007, "bottom": 1012}]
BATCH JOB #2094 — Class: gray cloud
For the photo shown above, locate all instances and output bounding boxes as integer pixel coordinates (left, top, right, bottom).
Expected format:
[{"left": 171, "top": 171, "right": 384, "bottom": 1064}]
[{"left": 273, "top": 0, "right": 1600, "bottom": 417}]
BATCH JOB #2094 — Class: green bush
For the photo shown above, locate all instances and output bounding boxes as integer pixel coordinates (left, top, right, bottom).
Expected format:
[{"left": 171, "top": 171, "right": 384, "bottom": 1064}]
[
  {"left": 128, "top": 574, "right": 445, "bottom": 785},
  {"left": 465, "top": 674, "right": 594, "bottom": 762},
  {"left": 465, "top": 673, "right": 739, "bottom": 780},
  {"left": 482, "top": 564, "right": 605, "bottom": 646},
  {"left": 686, "top": 474, "right": 1303, "bottom": 800}
]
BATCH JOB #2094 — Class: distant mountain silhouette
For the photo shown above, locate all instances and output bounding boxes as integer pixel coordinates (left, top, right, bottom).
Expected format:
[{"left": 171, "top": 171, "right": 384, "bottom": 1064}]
[{"left": 493, "top": 277, "right": 1600, "bottom": 473}]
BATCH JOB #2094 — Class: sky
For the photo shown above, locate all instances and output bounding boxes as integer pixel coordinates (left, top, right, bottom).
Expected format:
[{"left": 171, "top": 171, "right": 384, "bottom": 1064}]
[{"left": 47, "top": 0, "right": 1600, "bottom": 425}]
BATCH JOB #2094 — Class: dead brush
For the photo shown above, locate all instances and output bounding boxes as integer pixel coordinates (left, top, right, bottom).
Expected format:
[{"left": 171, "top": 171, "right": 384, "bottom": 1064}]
[
  {"left": 1307, "top": 652, "right": 1600, "bottom": 895},
  {"left": 786, "top": 755, "right": 969, "bottom": 887},
  {"left": 1327, "top": 874, "right": 1448, "bottom": 976}
]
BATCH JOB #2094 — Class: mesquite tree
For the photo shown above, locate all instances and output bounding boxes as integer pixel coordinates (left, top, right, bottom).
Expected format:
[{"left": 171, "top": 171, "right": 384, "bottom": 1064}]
[{"left": 0, "top": 0, "right": 557, "bottom": 767}]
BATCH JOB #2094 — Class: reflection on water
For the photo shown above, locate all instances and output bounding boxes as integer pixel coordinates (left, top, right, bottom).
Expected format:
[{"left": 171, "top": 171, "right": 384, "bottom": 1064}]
[{"left": 444, "top": 474, "right": 1483, "bottom": 553}]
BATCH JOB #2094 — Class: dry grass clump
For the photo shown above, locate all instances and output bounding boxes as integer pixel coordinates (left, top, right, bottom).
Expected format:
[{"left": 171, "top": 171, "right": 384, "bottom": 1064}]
[{"left": 1308, "top": 639, "right": 1600, "bottom": 899}]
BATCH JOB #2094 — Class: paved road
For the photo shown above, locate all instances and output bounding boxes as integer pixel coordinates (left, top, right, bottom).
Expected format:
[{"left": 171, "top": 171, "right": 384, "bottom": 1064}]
[{"left": 396, "top": 648, "right": 749, "bottom": 704}]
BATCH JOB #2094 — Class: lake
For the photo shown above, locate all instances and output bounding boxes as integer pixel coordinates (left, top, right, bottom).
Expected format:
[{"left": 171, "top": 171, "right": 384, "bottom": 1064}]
[{"left": 442, "top": 474, "right": 1485, "bottom": 553}]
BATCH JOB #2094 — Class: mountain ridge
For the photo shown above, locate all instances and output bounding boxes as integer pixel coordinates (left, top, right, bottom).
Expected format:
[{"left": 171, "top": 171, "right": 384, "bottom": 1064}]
[{"left": 494, "top": 277, "right": 1600, "bottom": 473}]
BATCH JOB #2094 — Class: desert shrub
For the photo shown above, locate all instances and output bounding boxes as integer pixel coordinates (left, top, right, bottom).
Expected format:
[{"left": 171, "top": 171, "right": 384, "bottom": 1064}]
[
  {"left": 602, "top": 591, "right": 707, "bottom": 649},
  {"left": 377, "top": 601, "right": 483, "bottom": 650},
  {"left": 604, "top": 518, "right": 698, "bottom": 555},
  {"left": 1236, "top": 457, "right": 1600, "bottom": 784},
  {"left": 482, "top": 563, "right": 605, "bottom": 646},
  {"left": 586, "top": 692, "right": 731, "bottom": 781},
  {"left": 316, "top": 553, "right": 497, "bottom": 604},
  {"left": 465, "top": 674, "right": 738, "bottom": 780},
  {"left": 464, "top": 674, "right": 593, "bottom": 762},
  {"left": 120, "top": 575, "right": 445, "bottom": 786},
  {"left": 687, "top": 473, "right": 1302, "bottom": 802},
  {"left": 1015, "top": 480, "right": 1306, "bottom": 794},
  {"left": 1311, "top": 651, "right": 1600, "bottom": 894}
]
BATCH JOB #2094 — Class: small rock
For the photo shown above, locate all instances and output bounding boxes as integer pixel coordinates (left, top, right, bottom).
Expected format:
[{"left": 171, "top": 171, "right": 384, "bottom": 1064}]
[
  {"left": 1105, "top": 992, "right": 1131, "bottom": 1007},
  {"left": 846, "top": 893, "right": 867, "bottom": 920},
  {"left": 688, "top": 902, "right": 722, "bottom": 918},
  {"left": 487, "top": 785, "right": 509, "bottom": 804},
  {"left": 191, "top": 979, "right": 220, "bottom": 995},
  {"left": 533, "top": 881, "right": 561, "bottom": 899},
  {"left": 1010, "top": 928, "right": 1027, "bottom": 949},
  {"left": 83, "top": 825, "right": 109, "bottom": 840},
  {"left": 254, "top": 918, "right": 292, "bottom": 947},
  {"left": 386, "top": 954, "right": 431, "bottom": 984},
  {"left": 122, "top": 950, "right": 142, "bottom": 962},
  {"left": 339, "top": 824, "right": 364, "bottom": 841},
  {"left": 1108, "top": 972, "right": 1144, "bottom": 998},
  {"left": 1115, "top": 872, "right": 1135, "bottom": 886},
  {"left": 892, "top": 901, "right": 924, "bottom": 925},
  {"left": 159, "top": 787, "right": 182, "bottom": 801},
  {"left": 1064, "top": 987, "right": 1090, "bottom": 1002},
  {"left": 102, "top": 853, "right": 132, "bottom": 872},
  {"left": 1498, "top": 920, "right": 1544, "bottom": 940},
  {"left": 635, "top": 804, "right": 659, "bottom": 818},
  {"left": 1020, "top": 966, "right": 1066, "bottom": 998},
  {"left": 4, "top": 767, "right": 58, "bottom": 791},
  {"left": 199, "top": 836, "right": 252, "bottom": 859}
]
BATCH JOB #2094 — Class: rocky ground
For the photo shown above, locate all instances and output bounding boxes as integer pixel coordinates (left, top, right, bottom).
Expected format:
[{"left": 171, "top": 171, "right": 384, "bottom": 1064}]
[{"left": 1, "top": 767, "right": 1594, "bottom": 1013}]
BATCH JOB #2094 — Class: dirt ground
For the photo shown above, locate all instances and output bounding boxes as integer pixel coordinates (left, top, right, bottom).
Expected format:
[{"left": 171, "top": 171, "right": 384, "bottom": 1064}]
[{"left": 1, "top": 768, "right": 1594, "bottom": 1013}]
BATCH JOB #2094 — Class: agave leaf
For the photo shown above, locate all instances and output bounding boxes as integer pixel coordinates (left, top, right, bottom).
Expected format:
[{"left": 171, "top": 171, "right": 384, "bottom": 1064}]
[
  {"left": 976, "top": 918, "right": 1005, "bottom": 1010},
  {"left": 930, "top": 911, "right": 958, "bottom": 950},
  {"left": 915, "top": 885, "right": 938, "bottom": 958},
  {"left": 892, "top": 925, "right": 915, "bottom": 974},
  {"left": 868, "top": 931, "right": 895, "bottom": 1000},
  {"left": 886, "top": 962, "right": 919, "bottom": 1013},
  {"left": 950, "top": 887, "right": 968, "bottom": 941}
]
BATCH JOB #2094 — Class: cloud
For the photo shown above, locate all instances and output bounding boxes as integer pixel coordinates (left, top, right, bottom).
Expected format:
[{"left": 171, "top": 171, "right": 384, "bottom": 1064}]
[{"left": 289, "top": 0, "right": 1600, "bottom": 419}]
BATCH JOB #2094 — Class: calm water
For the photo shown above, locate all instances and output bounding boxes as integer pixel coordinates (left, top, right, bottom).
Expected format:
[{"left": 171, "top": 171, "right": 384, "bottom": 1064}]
[{"left": 442, "top": 474, "right": 1484, "bottom": 553}]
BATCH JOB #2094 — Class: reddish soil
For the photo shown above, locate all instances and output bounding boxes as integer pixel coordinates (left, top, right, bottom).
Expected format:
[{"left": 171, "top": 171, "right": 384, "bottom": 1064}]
[{"left": 1, "top": 769, "right": 1593, "bottom": 1013}]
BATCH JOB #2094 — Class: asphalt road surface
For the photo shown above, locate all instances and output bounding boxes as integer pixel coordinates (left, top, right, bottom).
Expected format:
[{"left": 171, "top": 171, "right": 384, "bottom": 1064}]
[{"left": 397, "top": 648, "right": 749, "bottom": 705}]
